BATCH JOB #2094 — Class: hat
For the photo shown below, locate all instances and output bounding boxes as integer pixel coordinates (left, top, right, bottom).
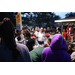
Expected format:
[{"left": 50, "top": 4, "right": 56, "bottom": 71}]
[{"left": 46, "top": 33, "right": 50, "bottom": 36}]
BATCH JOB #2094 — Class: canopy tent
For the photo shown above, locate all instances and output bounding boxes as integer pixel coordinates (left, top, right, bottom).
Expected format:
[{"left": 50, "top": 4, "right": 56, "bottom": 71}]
[{"left": 55, "top": 17, "right": 75, "bottom": 23}]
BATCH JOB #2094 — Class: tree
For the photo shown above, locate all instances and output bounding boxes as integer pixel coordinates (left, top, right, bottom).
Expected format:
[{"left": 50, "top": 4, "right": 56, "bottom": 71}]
[{"left": 65, "top": 12, "right": 75, "bottom": 18}]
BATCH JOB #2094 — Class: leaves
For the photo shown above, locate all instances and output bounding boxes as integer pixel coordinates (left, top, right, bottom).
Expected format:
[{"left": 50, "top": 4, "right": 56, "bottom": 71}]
[
  {"left": 0, "top": 12, "right": 61, "bottom": 27},
  {"left": 65, "top": 12, "right": 75, "bottom": 18}
]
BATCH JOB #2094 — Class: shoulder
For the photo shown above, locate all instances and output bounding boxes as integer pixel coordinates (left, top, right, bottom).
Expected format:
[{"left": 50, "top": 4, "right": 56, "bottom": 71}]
[
  {"left": 61, "top": 50, "right": 71, "bottom": 59},
  {"left": 31, "top": 46, "right": 44, "bottom": 52},
  {"left": 16, "top": 43, "right": 32, "bottom": 61},
  {"left": 42, "top": 47, "right": 52, "bottom": 54},
  {"left": 16, "top": 43, "right": 29, "bottom": 53}
]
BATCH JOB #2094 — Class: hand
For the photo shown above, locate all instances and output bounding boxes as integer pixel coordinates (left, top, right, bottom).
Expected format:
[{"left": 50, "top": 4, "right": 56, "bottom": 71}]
[
  {"left": 23, "top": 38, "right": 25, "bottom": 41},
  {"left": 3, "top": 18, "right": 10, "bottom": 21}
]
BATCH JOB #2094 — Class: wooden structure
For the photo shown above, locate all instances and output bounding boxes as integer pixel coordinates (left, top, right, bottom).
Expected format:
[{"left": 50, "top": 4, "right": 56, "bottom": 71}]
[{"left": 55, "top": 17, "right": 75, "bottom": 23}]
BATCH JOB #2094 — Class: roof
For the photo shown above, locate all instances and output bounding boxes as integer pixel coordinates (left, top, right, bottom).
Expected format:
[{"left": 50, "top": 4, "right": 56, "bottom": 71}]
[{"left": 55, "top": 17, "right": 75, "bottom": 23}]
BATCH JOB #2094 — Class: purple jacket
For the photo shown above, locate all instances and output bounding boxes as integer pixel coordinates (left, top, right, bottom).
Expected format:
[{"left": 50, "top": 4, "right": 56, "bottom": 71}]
[{"left": 41, "top": 34, "right": 71, "bottom": 62}]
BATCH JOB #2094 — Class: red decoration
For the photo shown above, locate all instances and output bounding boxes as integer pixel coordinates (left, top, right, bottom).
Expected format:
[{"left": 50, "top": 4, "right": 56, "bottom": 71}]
[
  {"left": 46, "top": 33, "right": 50, "bottom": 36},
  {"left": 66, "top": 26, "right": 72, "bottom": 40}
]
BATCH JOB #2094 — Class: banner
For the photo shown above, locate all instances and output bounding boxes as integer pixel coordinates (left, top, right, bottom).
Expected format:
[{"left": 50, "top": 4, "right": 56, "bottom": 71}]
[
  {"left": 15, "top": 13, "right": 21, "bottom": 29},
  {"left": 15, "top": 13, "right": 21, "bottom": 24}
]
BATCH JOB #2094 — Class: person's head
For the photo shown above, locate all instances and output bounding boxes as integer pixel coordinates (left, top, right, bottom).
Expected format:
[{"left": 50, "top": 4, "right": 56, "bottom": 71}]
[
  {"left": 44, "top": 38, "right": 51, "bottom": 47},
  {"left": 44, "top": 28, "right": 46, "bottom": 32},
  {"left": 0, "top": 17, "right": 21, "bottom": 60},
  {"left": 50, "top": 34, "right": 68, "bottom": 51},
  {"left": 68, "top": 44, "right": 73, "bottom": 51},
  {"left": 35, "top": 27, "right": 38, "bottom": 31},
  {"left": 18, "top": 30, "right": 21, "bottom": 35},
  {"left": 47, "top": 27, "right": 49, "bottom": 29},
  {"left": 67, "top": 44, "right": 73, "bottom": 55},
  {"left": 16, "top": 29, "right": 21, "bottom": 35},
  {"left": 68, "top": 24, "right": 69, "bottom": 27},
  {"left": 63, "top": 29, "right": 65, "bottom": 32},
  {"left": 39, "top": 27, "right": 43, "bottom": 33},
  {"left": 25, "top": 30, "right": 31, "bottom": 39},
  {"left": 56, "top": 27, "right": 58, "bottom": 30},
  {"left": 26, "top": 38, "right": 35, "bottom": 51},
  {"left": 47, "top": 38, "right": 51, "bottom": 45},
  {"left": 22, "top": 27, "right": 25, "bottom": 30}
]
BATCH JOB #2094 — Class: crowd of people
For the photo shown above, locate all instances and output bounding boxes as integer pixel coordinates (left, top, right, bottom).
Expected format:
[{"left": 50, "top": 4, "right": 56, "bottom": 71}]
[
  {"left": 0, "top": 17, "right": 75, "bottom": 62},
  {"left": 59, "top": 24, "right": 75, "bottom": 43}
]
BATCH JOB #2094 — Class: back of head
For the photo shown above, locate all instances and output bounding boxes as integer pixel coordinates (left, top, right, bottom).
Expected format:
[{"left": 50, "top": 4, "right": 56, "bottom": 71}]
[
  {"left": 68, "top": 44, "right": 73, "bottom": 49},
  {"left": 44, "top": 38, "right": 51, "bottom": 47},
  {"left": 50, "top": 34, "right": 68, "bottom": 51},
  {"left": 26, "top": 38, "right": 35, "bottom": 51},
  {"left": 25, "top": 30, "right": 31, "bottom": 39},
  {"left": 0, "top": 18, "right": 21, "bottom": 60}
]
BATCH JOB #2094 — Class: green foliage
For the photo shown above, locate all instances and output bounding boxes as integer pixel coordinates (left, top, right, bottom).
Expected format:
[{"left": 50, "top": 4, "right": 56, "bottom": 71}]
[
  {"left": 0, "top": 12, "right": 61, "bottom": 27},
  {"left": 65, "top": 12, "right": 75, "bottom": 18},
  {"left": 21, "top": 12, "right": 61, "bottom": 26}
]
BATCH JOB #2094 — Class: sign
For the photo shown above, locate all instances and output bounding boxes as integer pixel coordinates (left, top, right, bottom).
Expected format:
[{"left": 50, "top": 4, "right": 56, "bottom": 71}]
[
  {"left": 15, "top": 13, "right": 21, "bottom": 25},
  {"left": 15, "top": 12, "right": 22, "bottom": 30},
  {"left": 16, "top": 24, "right": 20, "bottom": 29},
  {"left": 15, "top": 12, "right": 24, "bottom": 42}
]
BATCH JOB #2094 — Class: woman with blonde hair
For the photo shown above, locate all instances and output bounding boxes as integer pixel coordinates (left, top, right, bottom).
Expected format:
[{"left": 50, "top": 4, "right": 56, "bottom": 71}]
[{"left": 37, "top": 27, "right": 45, "bottom": 45}]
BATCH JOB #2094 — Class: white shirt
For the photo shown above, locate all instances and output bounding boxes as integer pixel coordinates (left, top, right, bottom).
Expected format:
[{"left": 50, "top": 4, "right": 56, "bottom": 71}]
[
  {"left": 15, "top": 34, "right": 25, "bottom": 44},
  {"left": 38, "top": 32, "right": 44, "bottom": 41},
  {"left": 34, "top": 31, "right": 38, "bottom": 37}
]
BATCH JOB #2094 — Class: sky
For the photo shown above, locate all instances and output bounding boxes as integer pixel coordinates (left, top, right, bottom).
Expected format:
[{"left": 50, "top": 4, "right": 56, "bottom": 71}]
[
  {"left": 54, "top": 12, "right": 70, "bottom": 19},
  {"left": 22, "top": 12, "right": 73, "bottom": 19}
]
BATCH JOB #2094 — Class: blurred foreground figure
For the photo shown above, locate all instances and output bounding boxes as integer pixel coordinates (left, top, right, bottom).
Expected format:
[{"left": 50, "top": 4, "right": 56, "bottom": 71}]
[
  {"left": 0, "top": 18, "right": 32, "bottom": 62},
  {"left": 41, "top": 34, "right": 71, "bottom": 62},
  {"left": 30, "top": 38, "right": 51, "bottom": 62},
  {"left": 26, "top": 38, "right": 35, "bottom": 51}
]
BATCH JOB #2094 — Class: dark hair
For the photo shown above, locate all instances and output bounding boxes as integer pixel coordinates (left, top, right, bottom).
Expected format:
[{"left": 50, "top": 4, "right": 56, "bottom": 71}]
[
  {"left": 25, "top": 30, "right": 31, "bottom": 40},
  {"left": 0, "top": 18, "right": 22, "bottom": 60},
  {"left": 44, "top": 38, "right": 51, "bottom": 47},
  {"left": 68, "top": 44, "right": 73, "bottom": 48},
  {"left": 26, "top": 38, "right": 35, "bottom": 51},
  {"left": 48, "top": 38, "right": 51, "bottom": 42},
  {"left": 16, "top": 29, "right": 21, "bottom": 41},
  {"left": 15, "top": 33, "right": 18, "bottom": 37}
]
